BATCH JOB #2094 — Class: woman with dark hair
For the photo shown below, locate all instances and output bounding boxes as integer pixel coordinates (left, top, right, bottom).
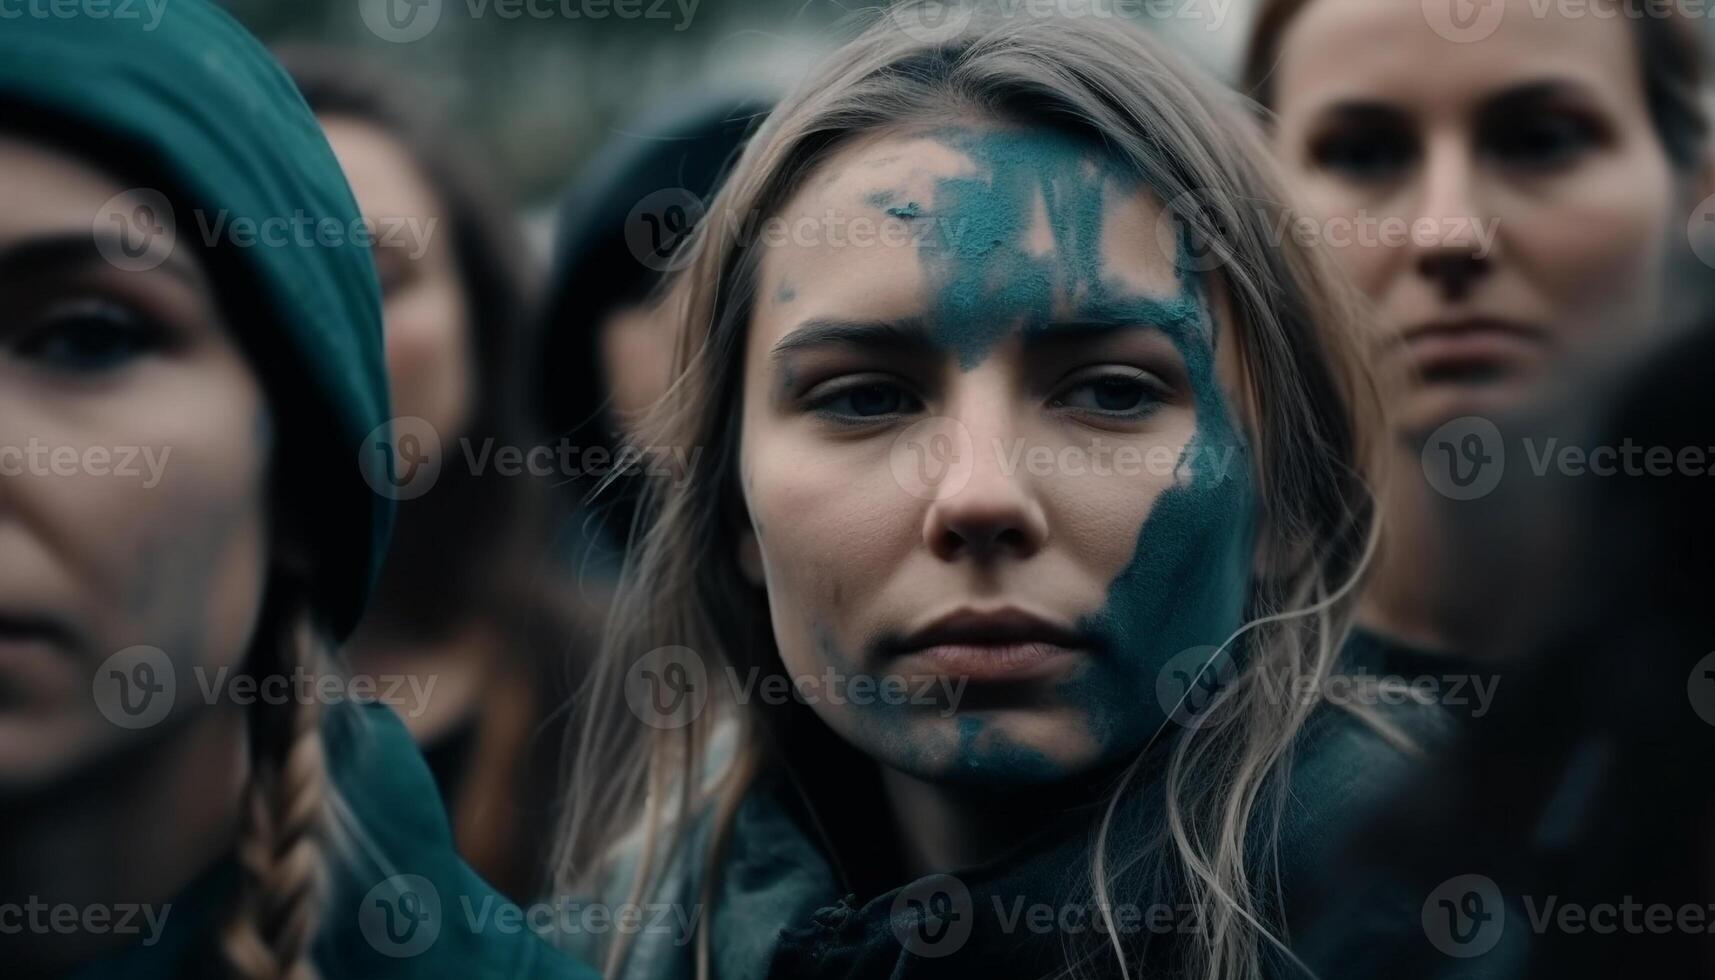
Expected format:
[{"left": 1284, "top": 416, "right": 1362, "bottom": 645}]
[
  {"left": 277, "top": 48, "right": 597, "bottom": 903},
  {"left": 535, "top": 87, "right": 775, "bottom": 572},
  {"left": 1242, "top": 0, "right": 1712, "bottom": 669},
  {"left": 1291, "top": 316, "right": 1715, "bottom": 979},
  {"left": 0, "top": 3, "right": 589, "bottom": 976}
]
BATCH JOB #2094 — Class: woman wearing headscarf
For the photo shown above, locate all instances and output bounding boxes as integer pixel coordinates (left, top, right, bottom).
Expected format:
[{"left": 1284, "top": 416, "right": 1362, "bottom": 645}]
[
  {"left": 536, "top": 86, "right": 775, "bottom": 575},
  {"left": 0, "top": 3, "right": 592, "bottom": 976}
]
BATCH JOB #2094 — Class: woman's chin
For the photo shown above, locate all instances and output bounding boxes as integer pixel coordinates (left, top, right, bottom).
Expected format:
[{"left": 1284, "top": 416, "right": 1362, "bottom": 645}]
[
  {"left": 1394, "top": 374, "right": 1541, "bottom": 442},
  {"left": 873, "top": 710, "right": 1110, "bottom": 787}
]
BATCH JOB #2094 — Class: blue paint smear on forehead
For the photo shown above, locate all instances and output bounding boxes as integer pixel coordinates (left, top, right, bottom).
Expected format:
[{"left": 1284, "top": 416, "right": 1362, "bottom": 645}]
[
  {"left": 866, "top": 190, "right": 925, "bottom": 220},
  {"left": 869, "top": 125, "right": 1257, "bottom": 784},
  {"left": 910, "top": 126, "right": 1212, "bottom": 370}
]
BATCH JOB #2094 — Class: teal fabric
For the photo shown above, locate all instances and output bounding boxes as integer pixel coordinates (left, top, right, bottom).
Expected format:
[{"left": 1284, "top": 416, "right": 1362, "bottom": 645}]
[
  {"left": 580, "top": 693, "right": 1449, "bottom": 980},
  {"left": 0, "top": 0, "right": 391, "bottom": 638},
  {"left": 65, "top": 703, "right": 597, "bottom": 980}
]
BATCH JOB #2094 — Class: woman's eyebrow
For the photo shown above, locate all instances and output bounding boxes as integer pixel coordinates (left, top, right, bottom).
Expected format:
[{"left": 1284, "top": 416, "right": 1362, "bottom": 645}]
[
  {"left": 0, "top": 231, "right": 201, "bottom": 287},
  {"left": 1310, "top": 100, "right": 1411, "bottom": 129},
  {"left": 1025, "top": 319, "right": 1165, "bottom": 347},
  {"left": 769, "top": 316, "right": 936, "bottom": 361},
  {"left": 1480, "top": 78, "right": 1602, "bottom": 115}
]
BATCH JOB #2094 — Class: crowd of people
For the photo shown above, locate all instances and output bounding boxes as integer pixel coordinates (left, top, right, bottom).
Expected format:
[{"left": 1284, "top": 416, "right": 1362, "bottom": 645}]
[{"left": 2, "top": 0, "right": 1711, "bottom": 978}]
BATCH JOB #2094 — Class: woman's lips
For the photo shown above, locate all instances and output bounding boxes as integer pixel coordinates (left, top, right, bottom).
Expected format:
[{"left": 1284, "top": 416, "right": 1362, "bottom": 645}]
[
  {"left": 884, "top": 607, "right": 1094, "bottom": 682},
  {"left": 0, "top": 612, "right": 74, "bottom": 650},
  {"left": 1396, "top": 318, "right": 1548, "bottom": 383},
  {"left": 0, "top": 614, "right": 79, "bottom": 701},
  {"left": 895, "top": 641, "right": 1082, "bottom": 682}
]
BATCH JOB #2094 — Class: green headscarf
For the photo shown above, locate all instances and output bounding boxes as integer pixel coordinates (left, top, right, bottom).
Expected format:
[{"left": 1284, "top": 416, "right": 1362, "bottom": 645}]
[{"left": 0, "top": 0, "right": 392, "bottom": 639}]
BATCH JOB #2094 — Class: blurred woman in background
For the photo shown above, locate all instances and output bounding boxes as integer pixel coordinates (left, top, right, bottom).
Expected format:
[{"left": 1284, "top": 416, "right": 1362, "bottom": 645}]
[
  {"left": 279, "top": 49, "right": 596, "bottom": 903},
  {"left": 536, "top": 87, "right": 774, "bottom": 579},
  {"left": 1243, "top": 0, "right": 1711, "bottom": 664},
  {"left": 555, "top": 8, "right": 1442, "bottom": 980},
  {"left": 1289, "top": 317, "right": 1715, "bottom": 979},
  {"left": 0, "top": 3, "right": 587, "bottom": 977}
]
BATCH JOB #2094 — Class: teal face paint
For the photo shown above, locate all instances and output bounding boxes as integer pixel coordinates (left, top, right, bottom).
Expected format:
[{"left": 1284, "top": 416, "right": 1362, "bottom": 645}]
[
  {"left": 866, "top": 190, "right": 926, "bottom": 220},
  {"left": 885, "top": 127, "right": 1254, "bottom": 784}
]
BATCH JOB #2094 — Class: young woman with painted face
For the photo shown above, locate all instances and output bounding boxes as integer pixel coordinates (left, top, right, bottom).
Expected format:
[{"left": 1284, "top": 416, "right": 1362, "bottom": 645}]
[
  {"left": 1243, "top": 0, "right": 1711, "bottom": 658},
  {"left": 0, "top": 4, "right": 590, "bottom": 977},
  {"left": 555, "top": 9, "right": 1430, "bottom": 980}
]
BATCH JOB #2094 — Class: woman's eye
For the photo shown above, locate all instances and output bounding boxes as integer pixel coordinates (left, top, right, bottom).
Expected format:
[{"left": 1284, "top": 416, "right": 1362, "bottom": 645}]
[
  {"left": 1309, "top": 127, "right": 1415, "bottom": 183},
  {"left": 809, "top": 380, "right": 922, "bottom": 421},
  {"left": 11, "top": 302, "right": 165, "bottom": 373},
  {"left": 1483, "top": 111, "right": 1600, "bottom": 170},
  {"left": 1053, "top": 372, "right": 1163, "bottom": 418}
]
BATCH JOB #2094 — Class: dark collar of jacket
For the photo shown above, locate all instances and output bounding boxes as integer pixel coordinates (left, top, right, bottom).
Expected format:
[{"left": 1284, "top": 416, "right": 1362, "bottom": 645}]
[{"left": 595, "top": 691, "right": 1440, "bottom": 980}]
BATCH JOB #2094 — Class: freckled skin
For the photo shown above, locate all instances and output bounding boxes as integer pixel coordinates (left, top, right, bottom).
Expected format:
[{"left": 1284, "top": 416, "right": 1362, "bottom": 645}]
[{"left": 738, "top": 124, "right": 1256, "bottom": 789}]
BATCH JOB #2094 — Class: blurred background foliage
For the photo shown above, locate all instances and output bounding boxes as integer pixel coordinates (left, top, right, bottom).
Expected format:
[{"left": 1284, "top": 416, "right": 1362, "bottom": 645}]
[{"left": 219, "top": 0, "right": 1253, "bottom": 212}]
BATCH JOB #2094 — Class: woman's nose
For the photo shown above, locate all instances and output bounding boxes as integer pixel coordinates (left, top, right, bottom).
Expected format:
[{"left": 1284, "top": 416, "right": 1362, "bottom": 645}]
[
  {"left": 918, "top": 400, "right": 1049, "bottom": 565},
  {"left": 1410, "top": 137, "right": 1494, "bottom": 303}
]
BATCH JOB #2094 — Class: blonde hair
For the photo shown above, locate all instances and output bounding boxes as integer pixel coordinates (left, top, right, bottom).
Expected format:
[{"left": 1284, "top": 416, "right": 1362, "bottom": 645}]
[
  {"left": 557, "top": 5, "right": 1386, "bottom": 979},
  {"left": 219, "top": 582, "right": 336, "bottom": 980}
]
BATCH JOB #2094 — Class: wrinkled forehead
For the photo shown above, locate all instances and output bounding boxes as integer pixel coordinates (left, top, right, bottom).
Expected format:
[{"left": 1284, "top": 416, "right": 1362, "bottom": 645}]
[{"left": 753, "top": 123, "right": 1191, "bottom": 344}]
